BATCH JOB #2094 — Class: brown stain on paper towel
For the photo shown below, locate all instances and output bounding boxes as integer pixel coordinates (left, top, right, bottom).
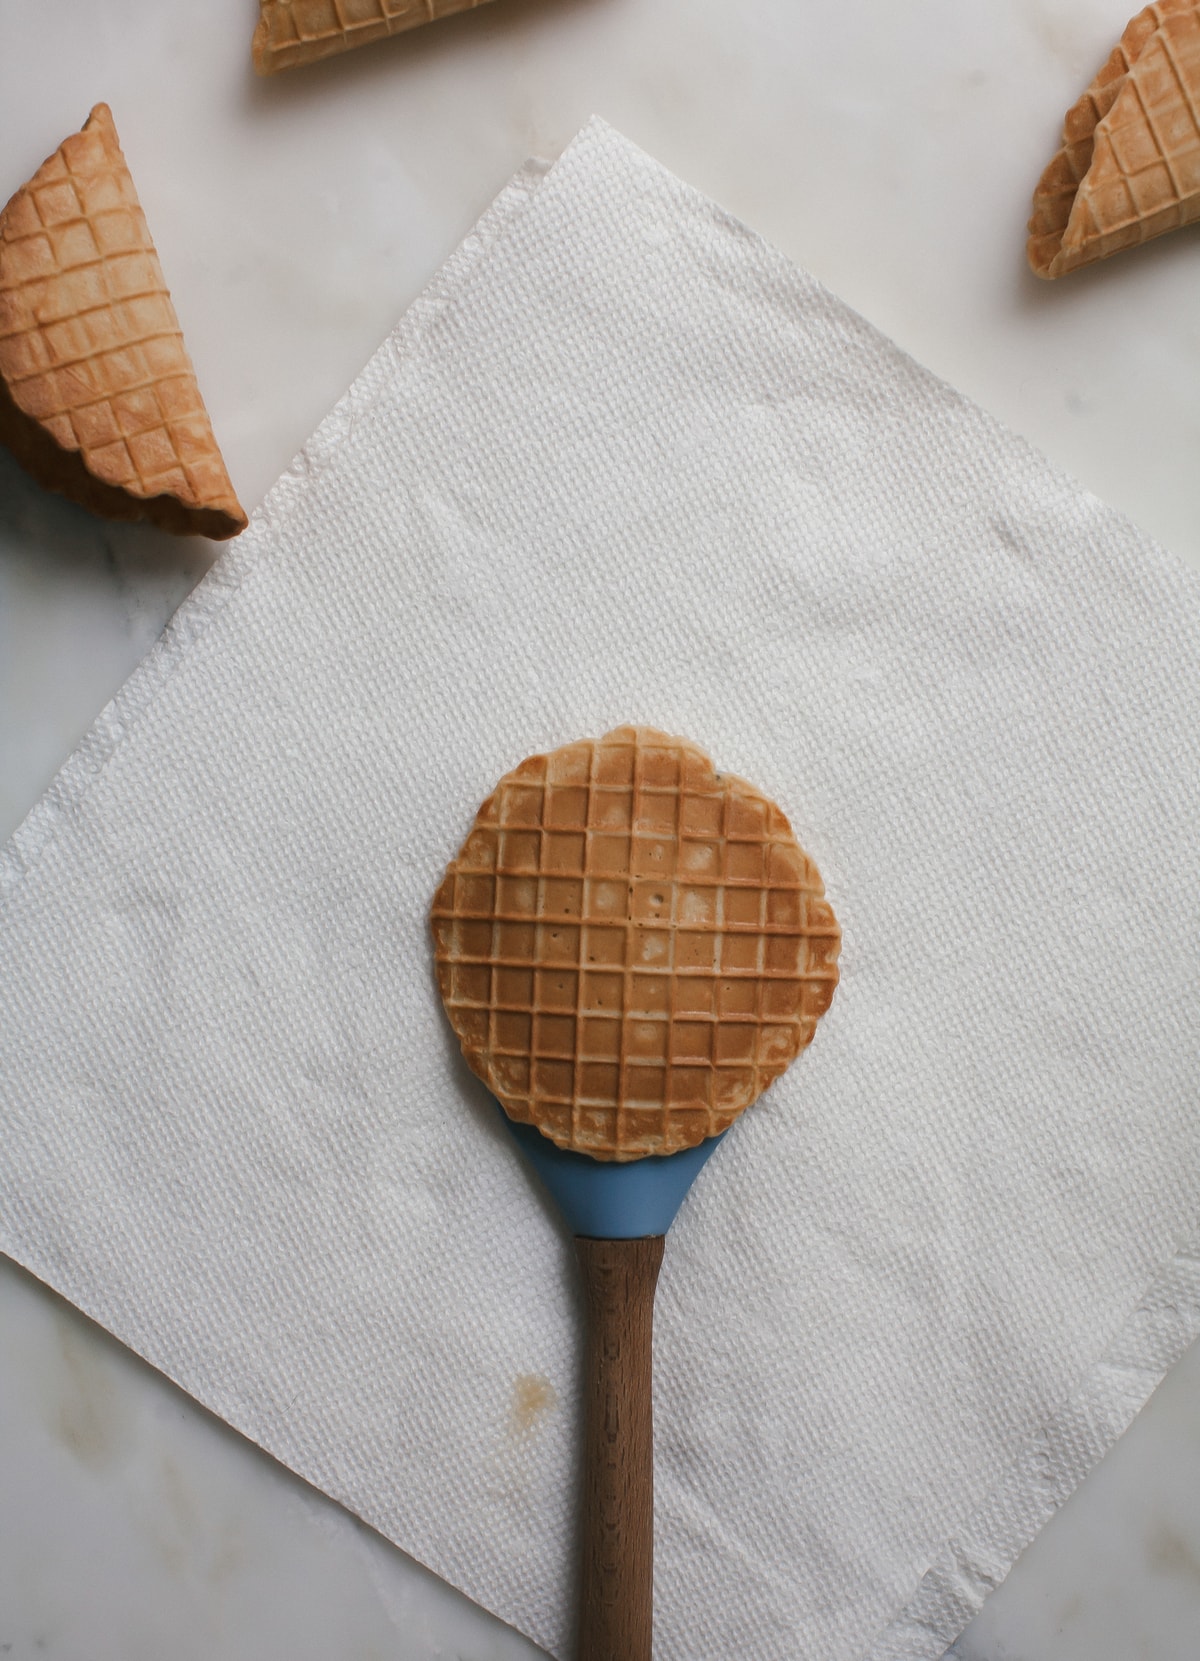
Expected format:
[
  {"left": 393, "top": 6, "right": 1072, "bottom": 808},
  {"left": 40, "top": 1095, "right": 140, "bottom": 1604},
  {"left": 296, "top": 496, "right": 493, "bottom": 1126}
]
[{"left": 511, "top": 1374, "right": 557, "bottom": 1437}]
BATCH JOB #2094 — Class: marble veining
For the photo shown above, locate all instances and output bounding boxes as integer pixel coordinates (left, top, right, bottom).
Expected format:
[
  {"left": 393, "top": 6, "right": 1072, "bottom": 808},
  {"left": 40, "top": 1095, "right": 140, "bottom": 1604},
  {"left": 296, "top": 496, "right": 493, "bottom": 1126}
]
[{"left": 3, "top": 0, "right": 1200, "bottom": 1654}]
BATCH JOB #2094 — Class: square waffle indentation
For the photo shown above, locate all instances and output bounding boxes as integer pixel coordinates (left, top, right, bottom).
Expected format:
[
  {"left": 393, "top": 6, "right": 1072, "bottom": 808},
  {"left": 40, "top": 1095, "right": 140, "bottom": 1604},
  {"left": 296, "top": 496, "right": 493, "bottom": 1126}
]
[
  {"left": 724, "top": 887, "right": 764, "bottom": 927},
  {"left": 721, "top": 935, "right": 761, "bottom": 973},
  {"left": 628, "top": 1020, "right": 669, "bottom": 1063},
  {"left": 640, "top": 745, "right": 680, "bottom": 789},
  {"left": 725, "top": 841, "right": 767, "bottom": 884},
  {"left": 632, "top": 928, "right": 669, "bottom": 967},
  {"left": 675, "top": 977, "right": 716, "bottom": 1017},
  {"left": 495, "top": 920, "right": 535, "bottom": 961},
  {"left": 671, "top": 1021, "right": 712, "bottom": 1062},
  {"left": 592, "top": 789, "right": 633, "bottom": 829},
  {"left": 590, "top": 833, "right": 631, "bottom": 874},
  {"left": 631, "top": 836, "right": 675, "bottom": 878},
  {"left": 580, "top": 1017, "right": 622, "bottom": 1060},
  {"left": 491, "top": 1055, "right": 530, "bottom": 1097},
  {"left": 579, "top": 1062, "right": 621, "bottom": 1099},
  {"left": 453, "top": 873, "right": 494, "bottom": 915},
  {"left": 34, "top": 179, "right": 84, "bottom": 227},
  {"left": 725, "top": 793, "right": 768, "bottom": 839},
  {"left": 678, "top": 838, "right": 720, "bottom": 878},
  {"left": 492, "top": 1011, "right": 532, "bottom": 1054},
  {"left": 714, "top": 1025, "right": 756, "bottom": 1065},
  {"left": 454, "top": 1007, "right": 489, "bottom": 1048},
  {"left": 535, "top": 968, "right": 578, "bottom": 1012},
  {"left": 638, "top": 791, "right": 679, "bottom": 833},
  {"left": 627, "top": 975, "right": 669, "bottom": 1017},
  {"left": 49, "top": 220, "right": 99, "bottom": 270},
  {"left": 677, "top": 884, "right": 718, "bottom": 926},
  {"left": 581, "top": 971, "right": 623, "bottom": 1014},
  {"left": 762, "top": 979, "right": 802, "bottom": 1018},
  {"left": 453, "top": 920, "right": 492, "bottom": 960},
  {"left": 593, "top": 743, "right": 635, "bottom": 786},
  {"left": 677, "top": 931, "right": 718, "bottom": 971},
  {"left": 766, "top": 935, "right": 804, "bottom": 975},
  {"left": 625, "top": 1065, "right": 667, "bottom": 1105},
  {"left": 547, "top": 743, "right": 590, "bottom": 787},
  {"left": 544, "top": 832, "right": 586, "bottom": 874},
  {"left": 766, "top": 888, "right": 802, "bottom": 927},
  {"left": 498, "top": 784, "right": 543, "bottom": 827},
  {"left": 537, "top": 922, "right": 580, "bottom": 965},
  {"left": 759, "top": 1024, "right": 798, "bottom": 1067},
  {"left": 717, "top": 978, "right": 758, "bottom": 1017},
  {"left": 583, "top": 925, "right": 626, "bottom": 966},
  {"left": 630, "top": 881, "right": 671, "bottom": 922},
  {"left": 713, "top": 1066, "right": 755, "bottom": 1107},
  {"left": 679, "top": 793, "right": 724, "bottom": 837},
  {"left": 584, "top": 879, "right": 627, "bottom": 920},
  {"left": 542, "top": 877, "right": 583, "bottom": 919},
  {"left": 576, "top": 1105, "right": 620, "bottom": 1143},
  {"left": 666, "top": 1066, "right": 711, "bottom": 1106},
  {"left": 496, "top": 875, "right": 537, "bottom": 917},
  {"left": 544, "top": 786, "right": 588, "bottom": 829},
  {"left": 533, "top": 1058, "right": 574, "bottom": 1099},
  {"left": 493, "top": 966, "right": 534, "bottom": 1008},
  {"left": 498, "top": 830, "right": 540, "bottom": 872},
  {"left": 623, "top": 1106, "right": 672, "bottom": 1146}
]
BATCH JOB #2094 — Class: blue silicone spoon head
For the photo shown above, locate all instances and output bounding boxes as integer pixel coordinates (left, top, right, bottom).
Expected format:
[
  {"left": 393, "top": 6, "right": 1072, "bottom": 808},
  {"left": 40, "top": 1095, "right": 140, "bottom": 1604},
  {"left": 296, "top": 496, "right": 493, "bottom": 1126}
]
[{"left": 502, "top": 1109, "right": 725, "bottom": 1238}]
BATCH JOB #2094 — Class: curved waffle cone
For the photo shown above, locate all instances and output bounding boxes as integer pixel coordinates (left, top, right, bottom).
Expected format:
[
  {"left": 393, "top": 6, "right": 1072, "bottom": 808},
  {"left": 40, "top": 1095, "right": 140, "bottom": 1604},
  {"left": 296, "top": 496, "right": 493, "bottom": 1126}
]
[
  {"left": 1028, "top": 0, "right": 1200, "bottom": 278},
  {"left": 432, "top": 727, "right": 840, "bottom": 1162},
  {"left": 0, "top": 105, "right": 246, "bottom": 538},
  {"left": 252, "top": 0, "right": 498, "bottom": 75}
]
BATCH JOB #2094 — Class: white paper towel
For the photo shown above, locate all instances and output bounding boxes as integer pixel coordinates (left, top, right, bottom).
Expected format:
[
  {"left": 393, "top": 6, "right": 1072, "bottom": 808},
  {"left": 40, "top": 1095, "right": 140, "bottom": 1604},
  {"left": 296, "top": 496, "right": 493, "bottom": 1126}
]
[{"left": 4, "top": 119, "right": 1200, "bottom": 1661}]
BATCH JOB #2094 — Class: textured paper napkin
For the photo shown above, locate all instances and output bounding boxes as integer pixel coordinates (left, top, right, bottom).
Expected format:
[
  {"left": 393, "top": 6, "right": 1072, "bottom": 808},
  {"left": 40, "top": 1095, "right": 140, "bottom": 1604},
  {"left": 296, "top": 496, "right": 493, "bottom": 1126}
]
[{"left": 4, "top": 120, "right": 1200, "bottom": 1660}]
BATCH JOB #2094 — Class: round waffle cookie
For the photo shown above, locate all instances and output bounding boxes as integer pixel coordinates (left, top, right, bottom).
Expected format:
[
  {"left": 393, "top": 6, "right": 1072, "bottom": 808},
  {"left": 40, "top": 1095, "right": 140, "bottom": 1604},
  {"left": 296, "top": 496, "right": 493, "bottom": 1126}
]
[{"left": 432, "top": 727, "right": 840, "bottom": 1162}]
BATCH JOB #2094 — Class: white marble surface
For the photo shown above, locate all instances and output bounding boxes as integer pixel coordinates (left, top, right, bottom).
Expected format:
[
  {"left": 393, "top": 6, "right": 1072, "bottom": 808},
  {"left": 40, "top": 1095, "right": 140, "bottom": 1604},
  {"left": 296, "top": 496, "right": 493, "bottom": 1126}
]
[{"left": 2, "top": 0, "right": 1200, "bottom": 1655}]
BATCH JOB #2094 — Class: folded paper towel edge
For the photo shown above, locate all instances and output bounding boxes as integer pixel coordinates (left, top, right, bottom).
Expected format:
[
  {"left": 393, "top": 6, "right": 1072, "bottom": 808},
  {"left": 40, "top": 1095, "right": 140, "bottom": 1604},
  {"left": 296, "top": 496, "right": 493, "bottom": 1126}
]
[{"left": 868, "top": 1226, "right": 1200, "bottom": 1659}]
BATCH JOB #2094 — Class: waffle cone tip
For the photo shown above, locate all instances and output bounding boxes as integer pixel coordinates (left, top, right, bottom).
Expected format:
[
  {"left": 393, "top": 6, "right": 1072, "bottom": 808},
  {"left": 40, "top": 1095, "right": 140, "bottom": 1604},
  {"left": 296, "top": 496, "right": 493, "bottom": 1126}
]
[
  {"left": 252, "top": 0, "right": 499, "bottom": 76},
  {"left": 1027, "top": 0, "right": 1200, "bottom": 278},
  {"left": 0, "top": 103, "right": 247, "bottom": 538}
]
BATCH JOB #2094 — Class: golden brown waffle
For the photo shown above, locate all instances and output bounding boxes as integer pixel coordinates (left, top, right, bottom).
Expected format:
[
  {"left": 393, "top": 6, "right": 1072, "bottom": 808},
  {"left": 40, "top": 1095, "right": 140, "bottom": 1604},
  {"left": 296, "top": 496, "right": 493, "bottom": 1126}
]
[
  {"left": 252, "top": 0, "right": 498, "bottom": 75},
  {"left": 1028, "top": 0, "right": 1200, "bottom": 277},
  {"left": 0, "top": 104, "right": 246, "bottom": 538},
  {"left": 432, "top": 727, "right": 840, "bottom": 1162}
]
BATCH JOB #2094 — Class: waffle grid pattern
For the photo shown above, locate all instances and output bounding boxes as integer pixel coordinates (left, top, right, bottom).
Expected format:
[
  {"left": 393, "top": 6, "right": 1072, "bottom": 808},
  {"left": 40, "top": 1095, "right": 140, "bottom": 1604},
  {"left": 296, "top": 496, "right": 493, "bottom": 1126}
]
[
  {"left": 0, "top": 106, "right": 244, "bottom": 530},
  {"left": 1090, "top": 8, "right": 1200, "bottom": 238},
  {"left": 432, "top": 729, "right": 840, "bottom": 1161},
  {"left": 1029, "top": 0, "right": 1200, "bottom": 276},
  {"left": 253, "top": 0, "right": 495, "bottom": 73}
]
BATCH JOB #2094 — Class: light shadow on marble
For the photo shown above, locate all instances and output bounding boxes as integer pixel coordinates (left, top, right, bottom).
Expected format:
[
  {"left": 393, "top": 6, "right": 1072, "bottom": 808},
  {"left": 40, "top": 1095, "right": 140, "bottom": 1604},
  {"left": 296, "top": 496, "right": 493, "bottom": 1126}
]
[
  {"left": 0, "top": 449, "right": 215, "bottom": 840},
  {"left": 0, "top": 1254, "right": 549, "bottom": 1661},
  {"left": 950, "top": 1334, "right": 1200, "bottom": 1661}
]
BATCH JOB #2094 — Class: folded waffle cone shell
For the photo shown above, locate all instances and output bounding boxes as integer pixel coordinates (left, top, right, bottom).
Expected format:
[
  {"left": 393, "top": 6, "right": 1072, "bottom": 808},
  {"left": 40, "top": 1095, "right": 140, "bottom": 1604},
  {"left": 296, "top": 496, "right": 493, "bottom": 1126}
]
[
  {"left": 0, "top": 105, "right": 246, "bottom": 538},
  {"left": 252, "top": 0, "right": 498, "bottom": 75},
  {"left": 432, "top": 727, "right": 840, "bottom": 1163},
  {"left": 1028, "top": 0, "right": 1200, "bottom": 277}
]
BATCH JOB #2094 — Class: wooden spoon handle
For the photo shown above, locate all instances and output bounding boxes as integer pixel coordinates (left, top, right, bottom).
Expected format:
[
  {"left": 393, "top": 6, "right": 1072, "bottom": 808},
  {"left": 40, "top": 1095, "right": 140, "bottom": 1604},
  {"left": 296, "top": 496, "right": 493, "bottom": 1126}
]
[{"left": 575, "top": 1234, "right": 665, "bottom": 1661}]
